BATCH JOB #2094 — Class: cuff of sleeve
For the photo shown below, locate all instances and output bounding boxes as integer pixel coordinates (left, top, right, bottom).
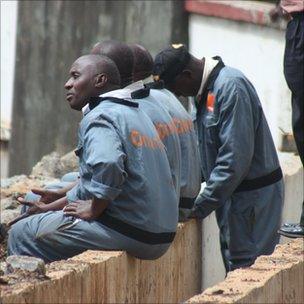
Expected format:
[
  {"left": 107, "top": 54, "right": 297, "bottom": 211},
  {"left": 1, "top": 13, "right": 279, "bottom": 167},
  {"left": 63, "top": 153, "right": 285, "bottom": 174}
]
[
  {"left": 84, "top": 179, "right": 121, "bottom": 201},
  {"left": 66, "top": 186, "right": 79, "bottom": 203},
  {"left": 192, "top": 195, "right": 215, "bottom": 219}
]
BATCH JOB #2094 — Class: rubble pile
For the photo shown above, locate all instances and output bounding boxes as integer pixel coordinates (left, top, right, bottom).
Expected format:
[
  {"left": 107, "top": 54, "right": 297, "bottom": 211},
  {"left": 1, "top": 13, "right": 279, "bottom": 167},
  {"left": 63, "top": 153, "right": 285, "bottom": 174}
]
[
  {"left": 31, "top": 151, "right": 78, "bottom": 178},
  {"left": 0, "top": 255, "right": 48, "bottom": 285},
  {"left": 0, "top": 150, "right": 77, "bottom": 266}
]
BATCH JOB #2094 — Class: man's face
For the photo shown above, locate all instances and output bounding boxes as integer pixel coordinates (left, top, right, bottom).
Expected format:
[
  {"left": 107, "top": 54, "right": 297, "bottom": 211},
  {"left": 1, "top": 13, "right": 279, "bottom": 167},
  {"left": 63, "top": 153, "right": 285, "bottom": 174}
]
[
  {"left": 64, "top": 59, "right": 97, "bottom": 111},
  {"left": 166, "top": 72, "right": 196, "bottom": 97}
]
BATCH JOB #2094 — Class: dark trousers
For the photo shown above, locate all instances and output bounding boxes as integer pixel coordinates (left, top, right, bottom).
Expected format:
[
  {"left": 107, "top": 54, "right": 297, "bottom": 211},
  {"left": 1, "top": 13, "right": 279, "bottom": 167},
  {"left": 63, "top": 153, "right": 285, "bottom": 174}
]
[{"left": 283, "top": 12, "right": 304, "bottom": 225}]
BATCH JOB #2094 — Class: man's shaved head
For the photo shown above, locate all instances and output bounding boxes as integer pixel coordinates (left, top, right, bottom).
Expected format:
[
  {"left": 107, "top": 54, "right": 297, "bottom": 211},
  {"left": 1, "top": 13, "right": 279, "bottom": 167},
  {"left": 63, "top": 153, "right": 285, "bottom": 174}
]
[
  {"left": 91, "top": 40, "right": 134, "bottom": 88},
  {"left": 75, "top": 54, "right": 120, "bottom": 83},
  {"left": 65, "top": 54, "right": 120, "bottom": 110},
  {"left": 129, "top": 44, "right": 153, "bottom": 82}
]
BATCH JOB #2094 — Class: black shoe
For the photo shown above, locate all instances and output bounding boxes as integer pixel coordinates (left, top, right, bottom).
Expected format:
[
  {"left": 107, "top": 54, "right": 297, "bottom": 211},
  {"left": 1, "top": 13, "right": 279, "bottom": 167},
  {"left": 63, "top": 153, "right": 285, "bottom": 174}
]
[{"left": 278, "top": 223, "right": 304, "bottom": 238}]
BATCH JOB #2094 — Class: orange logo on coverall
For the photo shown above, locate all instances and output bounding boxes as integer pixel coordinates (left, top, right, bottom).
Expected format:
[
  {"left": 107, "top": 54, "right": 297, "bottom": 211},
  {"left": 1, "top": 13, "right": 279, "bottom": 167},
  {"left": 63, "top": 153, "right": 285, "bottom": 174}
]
[
  {"left": 130, "top": 130, "right": 163, "bottom": 149},
  {"left": 206, "top": 93, "right": 215, "bottom": 112},
  {"left": 130, "top": 118, "right": 194, "bottom": 148}
]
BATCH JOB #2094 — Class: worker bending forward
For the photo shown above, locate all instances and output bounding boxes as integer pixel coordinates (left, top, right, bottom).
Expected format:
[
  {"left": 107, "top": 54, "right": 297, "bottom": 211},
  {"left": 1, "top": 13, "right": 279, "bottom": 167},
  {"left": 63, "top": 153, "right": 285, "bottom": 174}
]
[{"left": 153, "top": 45, "right": 284, "bottom": 271}]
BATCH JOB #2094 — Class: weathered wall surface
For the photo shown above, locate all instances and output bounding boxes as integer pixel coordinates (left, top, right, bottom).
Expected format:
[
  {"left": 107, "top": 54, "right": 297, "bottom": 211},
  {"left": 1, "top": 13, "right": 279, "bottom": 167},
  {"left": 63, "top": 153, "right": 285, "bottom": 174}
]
[
  {"left": 9, "top": 0, "right": 188, "bottom": 176},
  {"left": 186, "top": 238, "right": 304, "bottom": 304},
  {"left": 1, "top": 220, "right": 201, "bottom": 304}
]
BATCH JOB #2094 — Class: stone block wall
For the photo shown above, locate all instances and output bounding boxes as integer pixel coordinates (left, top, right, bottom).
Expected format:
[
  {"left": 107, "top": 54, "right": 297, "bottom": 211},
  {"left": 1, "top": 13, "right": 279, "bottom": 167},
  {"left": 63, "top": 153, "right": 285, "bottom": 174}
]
[
  {"left": 186, "top": 239, "right": 303, "bottom": 304},
  {"left": 1, "top": 220, "right": 202, "bottom": 303}
]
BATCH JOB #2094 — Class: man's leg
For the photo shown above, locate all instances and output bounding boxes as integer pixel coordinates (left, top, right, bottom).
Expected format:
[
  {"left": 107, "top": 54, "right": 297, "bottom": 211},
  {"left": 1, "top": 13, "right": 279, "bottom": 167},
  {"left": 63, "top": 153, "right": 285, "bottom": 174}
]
[
  {"left": 279, "top": 14, "right": 304, "bottom": 238},
  {"left": 227, "top": 203, "right": 256, "bottom": 271},
  {"left": 8, "top": 211, "right": 170, "bottom": 262},
  {"left": 283, "top": 14, "right": 304, "bottom": 165},
  {"left": 252, "top": 181, "right": 283, "bottom": 256},
  {"left": 300, "top": 201, "right": 304, "bottom": 226},
  {"left": 215, "top": 203, "right": 230, "bottom": 273}
]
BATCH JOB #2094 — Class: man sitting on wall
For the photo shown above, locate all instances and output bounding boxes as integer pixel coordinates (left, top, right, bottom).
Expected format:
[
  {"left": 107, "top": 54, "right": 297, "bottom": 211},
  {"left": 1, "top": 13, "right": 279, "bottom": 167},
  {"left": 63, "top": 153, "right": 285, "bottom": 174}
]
[
  {"left": 92, "top": 41, "right": 201, "bottom": 221},
  {"left": 153, "top": 45, "right": 284, "bottom": 272},
  {"left": 8, "top": 54, "right": 178, "bottom": 262},
  {"left": 129, "top": 43, "right": 201, "bottom": 221}
]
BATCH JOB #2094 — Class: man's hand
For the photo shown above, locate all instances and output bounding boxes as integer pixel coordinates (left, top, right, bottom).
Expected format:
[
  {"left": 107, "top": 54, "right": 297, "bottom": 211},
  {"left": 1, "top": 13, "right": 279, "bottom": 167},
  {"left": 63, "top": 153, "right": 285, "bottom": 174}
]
[
  {"left": 8, "top": 198, "right": 48, "bottom": 226},
  {"left": 63, "top": 197, "right": 109, "bottom": 221},
  {"left": 63, "top": 200, "right": 97, "bottom": 220},
  {"left": 30, "top": 188, "right": 64, "bottom": 204},
  {"left": 269, "top": 5, "right": 291, "bottom": 22}
]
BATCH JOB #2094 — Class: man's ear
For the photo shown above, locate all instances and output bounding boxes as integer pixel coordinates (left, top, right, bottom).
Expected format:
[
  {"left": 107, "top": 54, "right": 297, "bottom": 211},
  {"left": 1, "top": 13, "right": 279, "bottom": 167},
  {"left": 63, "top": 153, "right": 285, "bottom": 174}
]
[{"left": 95, "top": 73, "right": 107, "bottom": 88}]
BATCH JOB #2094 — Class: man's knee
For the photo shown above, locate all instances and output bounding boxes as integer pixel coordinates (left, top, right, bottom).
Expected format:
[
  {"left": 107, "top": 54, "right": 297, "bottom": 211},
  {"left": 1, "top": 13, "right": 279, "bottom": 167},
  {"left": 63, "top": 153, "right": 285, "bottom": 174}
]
[
  {"left": 61, "top": 172, "right": 79, "bottom": 183},
  {"left": 7, "top": 220, "right": 28, "bottom": 254}
]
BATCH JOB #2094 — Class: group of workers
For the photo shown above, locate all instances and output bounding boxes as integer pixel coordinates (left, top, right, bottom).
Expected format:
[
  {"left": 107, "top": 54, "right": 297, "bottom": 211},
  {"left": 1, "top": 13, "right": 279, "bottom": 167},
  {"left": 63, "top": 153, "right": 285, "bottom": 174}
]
[{"left": 7, "top": 0, "right": 303, "bottom": 272}]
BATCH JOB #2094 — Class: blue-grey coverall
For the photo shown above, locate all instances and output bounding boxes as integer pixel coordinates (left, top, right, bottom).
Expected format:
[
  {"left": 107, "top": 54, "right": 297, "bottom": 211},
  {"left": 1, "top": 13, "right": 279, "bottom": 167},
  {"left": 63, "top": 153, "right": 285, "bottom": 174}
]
[
  {"left": 8, "top": 96, "right": 178, "bottom": 262},
  {"left": 194, "top": 64, "right": 284, "bottom": 271},
  {"left": 143, "top": 84, "right": 201, "bottom": 221},
  {"left": 107, "top": 86, "right": 182, "bottom": 199}
]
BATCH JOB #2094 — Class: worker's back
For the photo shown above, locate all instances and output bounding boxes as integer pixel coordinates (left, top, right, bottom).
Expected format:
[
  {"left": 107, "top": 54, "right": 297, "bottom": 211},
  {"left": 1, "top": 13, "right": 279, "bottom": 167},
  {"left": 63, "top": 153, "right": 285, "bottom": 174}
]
[{"left": 149, "top": 86, "right": 201, "bottom": 219}]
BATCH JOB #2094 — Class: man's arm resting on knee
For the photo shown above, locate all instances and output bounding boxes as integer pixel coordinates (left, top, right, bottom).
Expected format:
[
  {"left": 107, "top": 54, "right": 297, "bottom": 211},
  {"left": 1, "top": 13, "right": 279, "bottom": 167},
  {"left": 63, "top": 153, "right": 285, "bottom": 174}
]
[
  {"left": 30, "top": 181, "right": 79, "bottom": 204},
  {"left": 8, "top": 196, "right": 69, "bottom": 226},
  {"left": 63, "top": 197, "right": 109, "bottom": 220}
]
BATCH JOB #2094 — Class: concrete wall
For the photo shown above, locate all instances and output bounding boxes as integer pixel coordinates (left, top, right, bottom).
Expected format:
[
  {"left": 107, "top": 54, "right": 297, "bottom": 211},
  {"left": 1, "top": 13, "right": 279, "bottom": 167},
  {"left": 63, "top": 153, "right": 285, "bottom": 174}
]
[
  {"left": 1, "top": 1, "right": 18, "bottom": 179},
  {"left": 9, "top": 0, "right": 188, "bottom": 176},
  {"left": 1, "top": 1, "right": 18, "bottom": 125},
  {"left": 0, "top": 141, "right": 9, "bottom": 179},
  {"left": 1, "top": 224, "right": 302, "bottom": 303},
  {"left": 1, "top": 220, "right": 202, "bottom": 304},
  {"left": 187, "top": 238, "right": 304, "bottom": 304},
  {"left": 189, "top": 14, "right": 290, "bottom": 149}
]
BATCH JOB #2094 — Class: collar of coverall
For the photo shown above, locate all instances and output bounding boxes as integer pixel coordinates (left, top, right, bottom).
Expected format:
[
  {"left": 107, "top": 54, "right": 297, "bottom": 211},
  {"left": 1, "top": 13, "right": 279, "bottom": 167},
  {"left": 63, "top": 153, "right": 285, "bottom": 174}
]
[
  {"left": 196, "top": 57, "right": 219, "bottom": 99},
  {"left": 142, "top": 75, "right": 154, "bottom": 84},
  {"left": 82, "top": 81, "right": 144, "bottom": 115}
]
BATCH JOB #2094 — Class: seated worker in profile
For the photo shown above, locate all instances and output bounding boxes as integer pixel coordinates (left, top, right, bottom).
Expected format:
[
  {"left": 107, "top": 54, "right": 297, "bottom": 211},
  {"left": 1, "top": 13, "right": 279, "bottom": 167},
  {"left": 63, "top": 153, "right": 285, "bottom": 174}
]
[
  {"left": 129, "top": 44, "right": 201, "bottom": 221},
  {"left": 9, "top": 40, "right": 157, "bottom": 225},
  {"left": 153, "top": 44, "right": 284, "bottom": 272},
  {"left": 8, "top": 54, "right": 178, "bottom": 262}
]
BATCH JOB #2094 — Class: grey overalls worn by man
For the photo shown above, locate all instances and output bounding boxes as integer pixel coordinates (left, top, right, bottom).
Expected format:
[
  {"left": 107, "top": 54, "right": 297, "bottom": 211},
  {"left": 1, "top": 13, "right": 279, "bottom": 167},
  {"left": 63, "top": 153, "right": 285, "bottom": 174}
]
[
  {"left": 8, "top": 55, "right": 178, "bottom": 262},
  {"left": 129, "top": 44, "right": 201, "bottom": 221},
  {"left": 153, "top": 45, "right": 284, "bottom": 272},
  {"left": 95, "top": 83, "right": 182, "bottom": 200}
]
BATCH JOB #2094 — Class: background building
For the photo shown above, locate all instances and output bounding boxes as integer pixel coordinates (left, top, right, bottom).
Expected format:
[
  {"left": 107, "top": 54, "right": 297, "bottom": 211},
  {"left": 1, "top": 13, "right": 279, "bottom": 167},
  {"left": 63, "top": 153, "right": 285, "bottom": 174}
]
[{"left": 1, "top": 0, "right": 293, "bottom": 178}]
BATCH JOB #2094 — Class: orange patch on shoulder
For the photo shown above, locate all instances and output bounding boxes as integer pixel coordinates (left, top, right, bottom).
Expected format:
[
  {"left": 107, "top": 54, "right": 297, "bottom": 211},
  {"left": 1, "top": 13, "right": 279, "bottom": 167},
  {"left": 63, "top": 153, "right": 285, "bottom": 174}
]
[{"left": 206, "top": 93, "right": 215, "bottom": 112}]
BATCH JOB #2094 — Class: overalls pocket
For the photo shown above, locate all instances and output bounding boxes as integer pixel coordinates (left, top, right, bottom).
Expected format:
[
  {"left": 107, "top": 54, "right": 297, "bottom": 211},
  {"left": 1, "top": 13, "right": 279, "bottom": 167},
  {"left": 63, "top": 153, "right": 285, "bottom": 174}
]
[
  {"left": 228, "top": 196, "right": 256, "bottom": 261},
  {"left": 57, "top": 216, "right": 80, "bottom": 232},
  {"left": 203, "top": 113, "right": 219, "bottom": 147}
]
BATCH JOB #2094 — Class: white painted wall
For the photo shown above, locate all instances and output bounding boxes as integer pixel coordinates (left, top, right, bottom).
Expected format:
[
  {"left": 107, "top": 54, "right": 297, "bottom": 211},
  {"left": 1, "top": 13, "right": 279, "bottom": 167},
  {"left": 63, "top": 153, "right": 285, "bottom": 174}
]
[
  {"left": 189, "top": 14, "right": 291, "bottom": 148},
  {"left": 1, "top": 1, "right": 18, "bottom": 178},
  {"left": 1, "top": 1, "right": 18, "bottom": 125}
]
